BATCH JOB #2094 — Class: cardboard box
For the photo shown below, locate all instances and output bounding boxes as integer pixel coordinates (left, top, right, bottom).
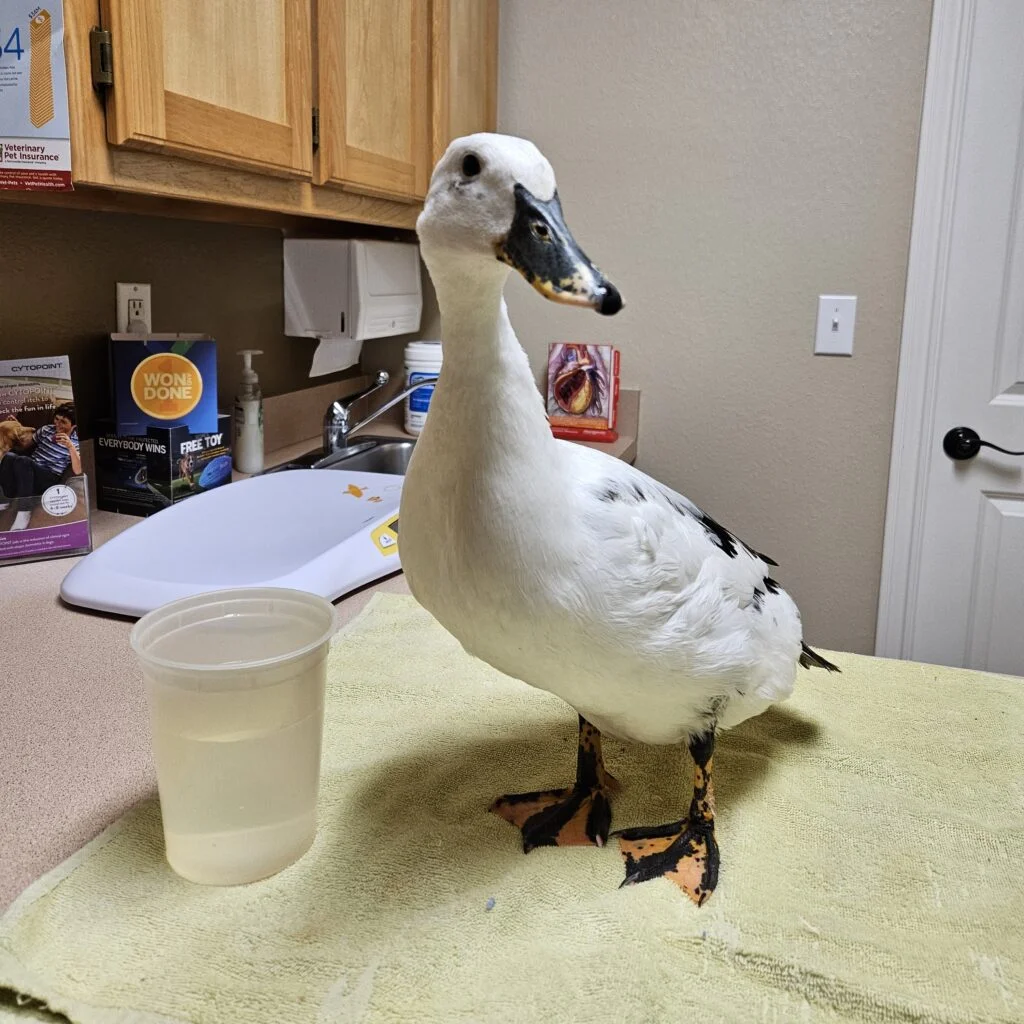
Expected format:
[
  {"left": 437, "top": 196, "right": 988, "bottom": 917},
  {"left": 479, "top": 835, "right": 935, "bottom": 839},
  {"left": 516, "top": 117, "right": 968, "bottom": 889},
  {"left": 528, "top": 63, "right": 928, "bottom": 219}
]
[
  {"left": 109, "top": 334, "right": 219, "bottom": 435},
  {"left": 94, "top": 414, "right": 232, "bottom": 517}
]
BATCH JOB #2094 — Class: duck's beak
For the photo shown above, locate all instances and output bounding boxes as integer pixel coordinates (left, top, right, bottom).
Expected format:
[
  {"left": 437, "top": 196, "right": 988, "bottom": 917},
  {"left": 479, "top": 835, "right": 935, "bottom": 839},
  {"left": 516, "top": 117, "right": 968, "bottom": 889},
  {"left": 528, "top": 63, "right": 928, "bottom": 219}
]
[{"left": 496, "top": 184, "right": 623, "bottom": 316}]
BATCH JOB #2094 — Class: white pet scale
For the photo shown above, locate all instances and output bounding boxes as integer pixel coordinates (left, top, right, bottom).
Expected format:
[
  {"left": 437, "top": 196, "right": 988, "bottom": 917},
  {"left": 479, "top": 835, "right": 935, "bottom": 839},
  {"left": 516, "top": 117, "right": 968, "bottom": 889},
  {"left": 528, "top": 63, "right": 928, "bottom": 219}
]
[{"left": 60, "top": 470, "right": 403, "bottom": 618}]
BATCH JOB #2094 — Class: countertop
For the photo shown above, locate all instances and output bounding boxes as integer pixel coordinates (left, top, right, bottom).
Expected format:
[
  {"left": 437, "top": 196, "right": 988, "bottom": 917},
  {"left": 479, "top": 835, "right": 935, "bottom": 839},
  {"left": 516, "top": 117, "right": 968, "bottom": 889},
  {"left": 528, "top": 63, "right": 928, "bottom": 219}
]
[
  {"left": 0, "top": 506, "right": 411, "bottom": 912},
  {"left": 0, "top": 409, "right": 639, "bottom": 911}
]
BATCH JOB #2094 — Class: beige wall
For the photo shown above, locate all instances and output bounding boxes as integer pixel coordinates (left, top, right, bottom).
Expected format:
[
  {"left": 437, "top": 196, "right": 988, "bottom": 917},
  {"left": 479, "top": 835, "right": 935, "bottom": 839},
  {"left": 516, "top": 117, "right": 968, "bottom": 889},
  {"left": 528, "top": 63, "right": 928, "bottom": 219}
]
[
  {"left": 0, "top": 204, "right": 361, "bottom": 431},
  {"left": 498, "top": 0, "right": 933, "bottom": 653}
]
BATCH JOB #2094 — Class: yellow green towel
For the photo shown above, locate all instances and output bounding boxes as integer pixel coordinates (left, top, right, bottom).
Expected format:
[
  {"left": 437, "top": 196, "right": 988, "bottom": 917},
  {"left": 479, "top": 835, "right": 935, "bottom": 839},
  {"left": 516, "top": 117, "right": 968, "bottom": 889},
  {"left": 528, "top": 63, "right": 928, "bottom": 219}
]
[{"left": 2, "top": 593, "right": 1023, "bottom": 1023}]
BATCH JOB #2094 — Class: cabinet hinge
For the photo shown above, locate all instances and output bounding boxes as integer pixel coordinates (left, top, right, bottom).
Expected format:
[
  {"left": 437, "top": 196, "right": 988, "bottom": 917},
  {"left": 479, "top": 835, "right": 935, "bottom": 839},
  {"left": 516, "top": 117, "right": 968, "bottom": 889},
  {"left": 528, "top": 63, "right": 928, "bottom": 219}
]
[
  {"left": 89, "top": 27, "right": 113, "bottom": 87},
  {"left": 312, "top": 107, "right": 320, "bottom": 152}
]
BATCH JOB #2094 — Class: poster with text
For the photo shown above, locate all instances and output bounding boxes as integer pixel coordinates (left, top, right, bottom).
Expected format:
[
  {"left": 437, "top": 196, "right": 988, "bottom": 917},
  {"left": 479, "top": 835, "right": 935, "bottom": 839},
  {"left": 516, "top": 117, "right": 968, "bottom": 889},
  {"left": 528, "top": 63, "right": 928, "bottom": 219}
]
[{"left": 0, "top": 1, "right": 71, "bottom": 190}]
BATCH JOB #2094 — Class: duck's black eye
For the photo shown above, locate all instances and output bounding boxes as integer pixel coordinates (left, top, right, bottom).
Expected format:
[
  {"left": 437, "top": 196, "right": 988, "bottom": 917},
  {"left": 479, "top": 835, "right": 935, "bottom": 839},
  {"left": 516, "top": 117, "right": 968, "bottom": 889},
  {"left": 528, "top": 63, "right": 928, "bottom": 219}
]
[
  {"left": 531, "top": 221, "right": 551, "bottom": 241},
  {"left": 461, "top": 153, "right": 481, "bottom": 177}
]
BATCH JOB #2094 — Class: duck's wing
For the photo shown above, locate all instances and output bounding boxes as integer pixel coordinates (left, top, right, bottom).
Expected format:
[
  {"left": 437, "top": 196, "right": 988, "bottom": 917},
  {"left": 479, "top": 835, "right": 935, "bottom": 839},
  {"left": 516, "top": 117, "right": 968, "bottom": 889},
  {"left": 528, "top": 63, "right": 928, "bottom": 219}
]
[
  {"left": 563, "top": 442, "right": 838, "bottom": 684},
  {"left": 566, "top": 440, "right": 776, "bottom": 593}
]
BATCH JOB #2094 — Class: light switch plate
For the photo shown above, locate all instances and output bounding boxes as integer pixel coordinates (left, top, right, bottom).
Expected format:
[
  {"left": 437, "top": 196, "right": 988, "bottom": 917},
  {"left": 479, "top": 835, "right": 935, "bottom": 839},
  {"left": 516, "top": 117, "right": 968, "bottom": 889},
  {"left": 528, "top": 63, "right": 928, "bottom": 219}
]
[{"left": 815, "top": 295, "right": 856, "bottom": 356}]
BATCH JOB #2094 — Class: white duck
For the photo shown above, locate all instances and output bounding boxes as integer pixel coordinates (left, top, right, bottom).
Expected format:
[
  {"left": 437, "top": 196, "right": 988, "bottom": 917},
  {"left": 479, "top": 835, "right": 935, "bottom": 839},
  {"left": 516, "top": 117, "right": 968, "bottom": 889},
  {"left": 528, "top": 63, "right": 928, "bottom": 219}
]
[{"left": 400, "top": 133, "right": 838, "bottom": 905}]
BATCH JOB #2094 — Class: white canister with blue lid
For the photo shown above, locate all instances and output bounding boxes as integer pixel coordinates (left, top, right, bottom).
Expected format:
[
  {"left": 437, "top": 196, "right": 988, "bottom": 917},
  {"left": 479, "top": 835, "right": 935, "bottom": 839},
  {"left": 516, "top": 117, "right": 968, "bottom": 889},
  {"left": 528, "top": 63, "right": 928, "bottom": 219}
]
[{"left": 404, "top": 341, "right": 442, "bottom": 436}]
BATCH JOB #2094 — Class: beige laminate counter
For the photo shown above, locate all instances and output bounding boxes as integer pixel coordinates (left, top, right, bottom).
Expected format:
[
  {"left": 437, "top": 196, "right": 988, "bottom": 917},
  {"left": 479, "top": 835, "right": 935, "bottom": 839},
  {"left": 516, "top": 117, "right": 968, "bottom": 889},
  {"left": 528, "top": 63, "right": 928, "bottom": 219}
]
[{"left": 0, "top": 508, "right": 410, "bottom": 912}]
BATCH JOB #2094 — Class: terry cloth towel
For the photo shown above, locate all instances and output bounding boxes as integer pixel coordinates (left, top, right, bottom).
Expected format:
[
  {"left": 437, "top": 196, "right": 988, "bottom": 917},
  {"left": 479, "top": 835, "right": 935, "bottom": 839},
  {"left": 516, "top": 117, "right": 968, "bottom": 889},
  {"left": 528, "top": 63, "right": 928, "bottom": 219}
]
[{"left": 1, "top": 594, "right": 1023, "bottom": 1024}]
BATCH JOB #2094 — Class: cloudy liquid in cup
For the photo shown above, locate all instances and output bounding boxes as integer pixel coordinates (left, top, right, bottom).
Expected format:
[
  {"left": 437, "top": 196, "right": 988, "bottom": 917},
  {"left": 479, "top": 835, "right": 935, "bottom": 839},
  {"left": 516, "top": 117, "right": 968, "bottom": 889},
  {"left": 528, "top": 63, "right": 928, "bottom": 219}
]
[
  {"left": 132, "top": 591, "right": 336, "bottom": 886},
  {"left": 150, "top": 667, "right": 326, "bottom": 885}
]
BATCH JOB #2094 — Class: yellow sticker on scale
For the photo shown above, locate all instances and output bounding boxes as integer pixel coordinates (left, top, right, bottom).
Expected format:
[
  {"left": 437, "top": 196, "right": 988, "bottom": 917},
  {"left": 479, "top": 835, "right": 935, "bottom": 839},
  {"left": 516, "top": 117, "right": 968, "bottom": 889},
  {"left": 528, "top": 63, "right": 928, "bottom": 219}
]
[{"left": 371, "top": 515, "right": 399, "bottom": 556}]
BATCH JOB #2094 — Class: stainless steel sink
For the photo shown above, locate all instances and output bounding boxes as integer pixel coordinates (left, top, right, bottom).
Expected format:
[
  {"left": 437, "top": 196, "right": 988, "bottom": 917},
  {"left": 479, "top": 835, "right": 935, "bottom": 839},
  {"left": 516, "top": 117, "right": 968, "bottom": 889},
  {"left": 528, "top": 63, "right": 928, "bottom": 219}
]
[
  {"left": 267, "top": 436, "right": 415, "bottom": 475},
  {"left": 324, "top": 440, "right": 414, "bottom": 475}
]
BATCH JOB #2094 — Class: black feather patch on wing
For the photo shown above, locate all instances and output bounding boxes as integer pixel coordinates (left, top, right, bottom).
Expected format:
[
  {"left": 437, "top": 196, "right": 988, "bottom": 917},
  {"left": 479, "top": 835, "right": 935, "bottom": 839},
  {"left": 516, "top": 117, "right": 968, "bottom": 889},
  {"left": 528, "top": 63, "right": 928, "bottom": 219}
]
[
  {"left": 799, "top": 642, "right": 840, "bottom": 673},
  {"left": 694, "top": 510, "right": 740, "bottom": 558},
  {"left": 692, "top": 506, "right": 778, "bottom": 567}
]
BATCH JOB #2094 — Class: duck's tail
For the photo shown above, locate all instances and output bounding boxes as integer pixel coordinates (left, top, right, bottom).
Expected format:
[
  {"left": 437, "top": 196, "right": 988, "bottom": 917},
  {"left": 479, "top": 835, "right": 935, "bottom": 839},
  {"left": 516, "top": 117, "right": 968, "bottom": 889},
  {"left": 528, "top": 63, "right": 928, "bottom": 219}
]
[{"left": 799, "top": 642, "right": 840, "bottom": 673}]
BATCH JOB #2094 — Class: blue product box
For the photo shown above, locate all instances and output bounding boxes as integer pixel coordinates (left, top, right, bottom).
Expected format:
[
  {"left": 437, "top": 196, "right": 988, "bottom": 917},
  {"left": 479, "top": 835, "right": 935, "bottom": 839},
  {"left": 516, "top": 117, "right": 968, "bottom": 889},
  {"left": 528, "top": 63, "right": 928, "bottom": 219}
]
[
  {"left": 110, "top": 334, "right": 218, "bottom": 434},
  {"left": 94, "top": 414, "right": 232, "bottom": 517}
]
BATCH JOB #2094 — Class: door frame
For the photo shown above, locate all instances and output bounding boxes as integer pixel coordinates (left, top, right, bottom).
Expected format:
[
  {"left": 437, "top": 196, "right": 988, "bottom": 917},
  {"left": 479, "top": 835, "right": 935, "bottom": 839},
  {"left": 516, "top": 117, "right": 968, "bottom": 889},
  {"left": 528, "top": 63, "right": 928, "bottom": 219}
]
[{"left": 875, "top": 0, "right": 977, "bottom": 658}]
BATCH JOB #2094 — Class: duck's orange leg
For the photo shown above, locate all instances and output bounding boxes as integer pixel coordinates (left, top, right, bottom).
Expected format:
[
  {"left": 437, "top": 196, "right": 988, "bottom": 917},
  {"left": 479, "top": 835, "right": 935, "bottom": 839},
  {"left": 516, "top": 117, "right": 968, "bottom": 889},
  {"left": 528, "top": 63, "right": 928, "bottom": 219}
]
[
  {"left": 616, "top": 730, "right": 720, "bottom": 906},
  {"left": 490, "top": 716, "right": 617, "bottom": 852}
]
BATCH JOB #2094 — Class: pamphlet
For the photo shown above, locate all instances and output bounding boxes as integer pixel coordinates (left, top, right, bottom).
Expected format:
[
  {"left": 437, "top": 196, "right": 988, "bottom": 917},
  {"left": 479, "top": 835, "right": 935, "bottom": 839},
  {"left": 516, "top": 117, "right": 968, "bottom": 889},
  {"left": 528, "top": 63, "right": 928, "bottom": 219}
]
[{"left": 0, "top": 354, "right": 91, "bottom": 564}]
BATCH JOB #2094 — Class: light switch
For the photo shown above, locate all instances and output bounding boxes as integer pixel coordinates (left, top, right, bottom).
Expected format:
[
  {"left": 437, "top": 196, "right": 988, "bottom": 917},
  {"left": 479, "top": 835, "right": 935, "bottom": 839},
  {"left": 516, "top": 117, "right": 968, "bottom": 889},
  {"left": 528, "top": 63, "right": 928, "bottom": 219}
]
[{"left": 815, "top": 295, "right": 856, "bottom": 356}]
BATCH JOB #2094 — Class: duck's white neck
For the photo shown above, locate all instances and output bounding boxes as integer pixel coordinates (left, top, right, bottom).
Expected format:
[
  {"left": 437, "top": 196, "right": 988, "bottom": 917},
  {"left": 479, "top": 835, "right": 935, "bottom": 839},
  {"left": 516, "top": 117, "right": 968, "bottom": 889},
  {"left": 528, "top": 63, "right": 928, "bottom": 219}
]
[{"left": 425, "top": 253, "right": 556, "bottom": 453}]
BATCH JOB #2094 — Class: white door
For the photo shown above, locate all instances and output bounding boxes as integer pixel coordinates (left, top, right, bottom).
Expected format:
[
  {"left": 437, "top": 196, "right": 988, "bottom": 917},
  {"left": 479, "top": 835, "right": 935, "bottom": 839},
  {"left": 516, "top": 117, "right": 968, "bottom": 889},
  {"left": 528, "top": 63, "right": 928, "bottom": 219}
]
[{"left": 877, "top": 0, "right": 1024, "bottom": 675}]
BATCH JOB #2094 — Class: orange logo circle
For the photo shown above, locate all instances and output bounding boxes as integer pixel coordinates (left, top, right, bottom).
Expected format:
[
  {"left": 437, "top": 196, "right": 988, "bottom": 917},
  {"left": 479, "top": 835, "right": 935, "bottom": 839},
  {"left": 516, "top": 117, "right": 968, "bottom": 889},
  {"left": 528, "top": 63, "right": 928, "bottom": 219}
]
[{"left": 130, "top": 353, "right": 203, "bottom": 420}]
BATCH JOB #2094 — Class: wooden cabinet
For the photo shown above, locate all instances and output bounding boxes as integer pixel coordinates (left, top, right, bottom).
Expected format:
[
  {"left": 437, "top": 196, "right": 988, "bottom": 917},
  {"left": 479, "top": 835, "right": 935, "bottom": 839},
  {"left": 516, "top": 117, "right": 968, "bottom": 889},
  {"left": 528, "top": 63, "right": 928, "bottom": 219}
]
[
  {"left": 317, "top": 0, "right": 430, "bottom": 201},
  {"left": 100, "top": 0, "right": 313, "bottom": 178},
  {"left": 10, "top": 0, "right": 497, "bottom": 229},
  {"left": 315, "top": 0, "right": 497, "bottom": 202},
  {"left": 431, "top": 0, "right": 497, "bottom": 163}
]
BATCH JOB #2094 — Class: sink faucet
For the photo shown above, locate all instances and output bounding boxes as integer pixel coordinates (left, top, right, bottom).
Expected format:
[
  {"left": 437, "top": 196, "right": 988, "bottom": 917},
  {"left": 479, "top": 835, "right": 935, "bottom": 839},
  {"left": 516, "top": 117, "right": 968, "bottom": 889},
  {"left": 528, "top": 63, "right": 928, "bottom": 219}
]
[{"left": 322, "top": 370, "right": 440, "bottom": 452}]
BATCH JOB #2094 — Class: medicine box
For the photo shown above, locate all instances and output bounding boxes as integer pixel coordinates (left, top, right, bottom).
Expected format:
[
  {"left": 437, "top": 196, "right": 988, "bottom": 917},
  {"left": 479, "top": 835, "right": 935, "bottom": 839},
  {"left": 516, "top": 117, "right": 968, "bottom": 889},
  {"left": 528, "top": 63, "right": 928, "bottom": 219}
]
[
  {"left": 110, "top": 334, "right": 219, "bottom": 435},
  {"left": 94, "top": 414, "right": 232, "bottom": 517}
]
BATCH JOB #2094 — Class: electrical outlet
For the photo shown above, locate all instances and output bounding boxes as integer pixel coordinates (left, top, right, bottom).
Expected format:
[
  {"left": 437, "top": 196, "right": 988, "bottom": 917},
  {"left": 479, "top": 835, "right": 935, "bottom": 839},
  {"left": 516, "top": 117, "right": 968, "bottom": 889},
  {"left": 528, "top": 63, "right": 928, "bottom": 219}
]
[{"left": 116, "top": 282, "right": 152, "bottom": 334}]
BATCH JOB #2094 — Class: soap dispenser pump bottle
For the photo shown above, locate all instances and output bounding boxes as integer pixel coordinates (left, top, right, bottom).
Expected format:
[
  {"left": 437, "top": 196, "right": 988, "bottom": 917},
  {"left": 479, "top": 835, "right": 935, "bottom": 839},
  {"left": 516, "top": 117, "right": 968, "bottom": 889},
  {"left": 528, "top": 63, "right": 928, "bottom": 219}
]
[{"left": 233, "top": 349, "right": 264, "bottom": 474}]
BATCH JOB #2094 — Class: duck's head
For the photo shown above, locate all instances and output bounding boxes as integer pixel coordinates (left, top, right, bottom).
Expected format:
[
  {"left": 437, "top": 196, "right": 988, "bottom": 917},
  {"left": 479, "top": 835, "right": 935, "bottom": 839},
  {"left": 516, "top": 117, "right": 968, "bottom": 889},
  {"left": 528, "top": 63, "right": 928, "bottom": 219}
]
[{"left": 417, "top": 133, "right": 622, "bottom": 316}]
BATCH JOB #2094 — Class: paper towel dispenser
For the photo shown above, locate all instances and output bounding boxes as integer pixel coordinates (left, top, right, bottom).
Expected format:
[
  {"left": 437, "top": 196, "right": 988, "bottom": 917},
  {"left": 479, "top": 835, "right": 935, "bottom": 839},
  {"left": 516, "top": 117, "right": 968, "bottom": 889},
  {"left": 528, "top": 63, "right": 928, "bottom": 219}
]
[{"left": 283, "top": 239, "right": 423, "bottom": 342}]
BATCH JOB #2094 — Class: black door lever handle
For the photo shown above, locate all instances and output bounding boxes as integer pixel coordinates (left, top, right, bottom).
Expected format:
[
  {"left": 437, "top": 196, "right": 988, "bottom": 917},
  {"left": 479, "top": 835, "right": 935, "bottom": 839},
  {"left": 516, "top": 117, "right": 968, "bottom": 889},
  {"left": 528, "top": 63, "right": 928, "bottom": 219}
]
[{"left": 942, "top": 426, "right": 1024, "bottom": 461}]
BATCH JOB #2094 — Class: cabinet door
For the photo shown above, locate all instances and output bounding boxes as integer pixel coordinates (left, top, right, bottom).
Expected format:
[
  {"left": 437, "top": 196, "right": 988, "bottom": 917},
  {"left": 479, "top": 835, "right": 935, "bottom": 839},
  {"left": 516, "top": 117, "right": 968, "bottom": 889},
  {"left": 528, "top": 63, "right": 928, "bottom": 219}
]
[
  {"left": 431, "top": 0, "right": 497, "bottom": 163},
  {"left": 101, "top": 0, "right": 313, "bottom": 178},
  {"left": 317, "top": 0, "right": 430, "bottom": 201}
]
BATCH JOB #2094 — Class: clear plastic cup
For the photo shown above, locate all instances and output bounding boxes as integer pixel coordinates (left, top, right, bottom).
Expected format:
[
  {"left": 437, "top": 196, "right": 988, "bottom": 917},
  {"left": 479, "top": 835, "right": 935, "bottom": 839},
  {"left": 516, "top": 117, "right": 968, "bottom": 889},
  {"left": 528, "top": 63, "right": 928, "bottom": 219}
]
[{"left": 130, "top": 588, "right": 337, "bottom": 885}]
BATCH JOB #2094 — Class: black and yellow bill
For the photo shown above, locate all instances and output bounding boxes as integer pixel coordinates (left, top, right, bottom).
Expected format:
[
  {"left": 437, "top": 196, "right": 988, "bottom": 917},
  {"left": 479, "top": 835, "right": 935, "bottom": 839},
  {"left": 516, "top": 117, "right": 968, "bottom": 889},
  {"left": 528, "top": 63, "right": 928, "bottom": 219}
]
[{"left": 496, "top": 184, "right": 623, "bottom": 316}]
